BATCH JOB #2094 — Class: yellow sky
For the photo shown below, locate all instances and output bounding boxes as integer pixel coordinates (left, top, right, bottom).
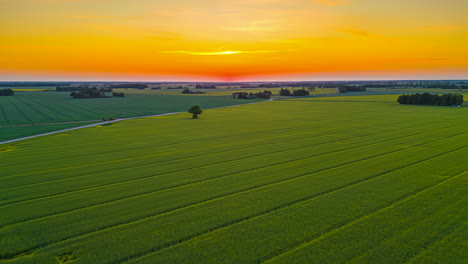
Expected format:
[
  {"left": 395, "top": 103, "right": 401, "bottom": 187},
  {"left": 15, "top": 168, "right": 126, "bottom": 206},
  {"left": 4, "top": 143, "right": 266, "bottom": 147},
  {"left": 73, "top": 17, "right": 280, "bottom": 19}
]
[{"left": 1, "top": 0, "right": 467, "bottom": 81}]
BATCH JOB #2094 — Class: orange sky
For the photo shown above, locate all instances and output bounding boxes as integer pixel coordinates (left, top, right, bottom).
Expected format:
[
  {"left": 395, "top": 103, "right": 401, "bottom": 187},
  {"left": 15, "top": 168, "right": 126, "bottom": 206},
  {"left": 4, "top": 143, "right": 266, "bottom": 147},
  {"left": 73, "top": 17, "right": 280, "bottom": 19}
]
[{"left": 1, "top": 0, "right": 467, "bottom": 81}]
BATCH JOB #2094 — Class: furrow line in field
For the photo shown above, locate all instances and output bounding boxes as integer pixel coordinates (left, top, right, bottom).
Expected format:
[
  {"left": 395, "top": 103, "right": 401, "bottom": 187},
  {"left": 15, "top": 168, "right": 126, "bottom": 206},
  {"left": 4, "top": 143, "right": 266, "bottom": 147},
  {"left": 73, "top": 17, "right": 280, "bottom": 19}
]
[
  {"left": 13, "top": 95, "right": 56, "bottom": 121},
  {"left": 386, "top": 220, "right": 463, "bottom": 264},
  {"left": 258, "top": 170, "right": 467, "bottom": 264},
  {"left": 20, "top": 94, "right": 78, "bottom": 120},
  {"left": 9, "top": 145, "right": 466, "bottom": 261},
  {"left": 0, "top": 128, "right": 395, "bottom": 208},
  {"left": 0, "top": 128, "right": 430, "bottom": 227},
  {"left": 0, "top": 98, "right": 428, "bottom": 153},
  {"left": 0, "top": 113, "right": 323, "bottom": 161},
  {"left": 65, "top": 94, "right": 124, "bottom": 115},
  {"left": 116, "top": 148, "right": 468, "bottom": 264},
  {"left": 1, "top": 116, "right": 450, "bottom": 186},
  {"left": 4, "top": 96, "right": 32, "bottom": 122},
  {"left": 314, "top": 191, "right": 466, "bottom": 263},
  {"left": 0, "top": 117, "right": 403, "bottom": 188},
  {"left": 3, "top": 126, "right": 461, "bottom": 211},
  {"left": 2, "top": 98, "right": 442, "bottom": 152},
  {"left": 0, "top": 106, "right": 367, "bottom": 158},
  {"left": 0, "top": 105, "right": 9, "bottom": 124},
  {"left": 0, "top": 97, "right": 392, "bottom": 150},
  {"left": 0, "top": 122, "right": 363, "bottom": 188},
  {"left": 403, "top": 224, "right": 467, "bottom": 264},
  {"left": 0, "top": 118, "right": 353, "bottom": 171},
  {"left": 39, "top": 94, "right": 102, "bottom": 119}
]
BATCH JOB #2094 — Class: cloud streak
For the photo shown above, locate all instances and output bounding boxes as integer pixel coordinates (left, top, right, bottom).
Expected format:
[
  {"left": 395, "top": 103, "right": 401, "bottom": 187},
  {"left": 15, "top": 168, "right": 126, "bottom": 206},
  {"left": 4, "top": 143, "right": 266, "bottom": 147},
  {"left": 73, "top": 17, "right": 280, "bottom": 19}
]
[{"left": 158, "top": 50, "right": 284, "bottom": 56}]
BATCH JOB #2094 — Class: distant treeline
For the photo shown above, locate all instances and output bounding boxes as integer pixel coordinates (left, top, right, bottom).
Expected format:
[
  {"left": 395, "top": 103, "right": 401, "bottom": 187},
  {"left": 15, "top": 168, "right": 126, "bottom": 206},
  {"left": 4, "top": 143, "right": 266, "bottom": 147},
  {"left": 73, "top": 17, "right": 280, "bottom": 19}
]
[
  {"left": 279, "top": 88, "right": 310, "bottom": 96},
  {"left": 182, "top": 88, "right": 206, "bottom": 94},
  {"left": 110, "top": 84, "right": 148, "bottom": 89},
  {"left": 0, "top": 89, "right": 15, "bottom": 96},
  {"left": 233, "top": 91, "right": 272, "bottom": 99},
  {"left": 337, "top": 86, "right": 367, "bottom": 93},
  {"left": 70, "top": 88, "right": 108, "bottom": 98},
  {"left": 397, "top": 93, "right": 464, "bottom": 106}
]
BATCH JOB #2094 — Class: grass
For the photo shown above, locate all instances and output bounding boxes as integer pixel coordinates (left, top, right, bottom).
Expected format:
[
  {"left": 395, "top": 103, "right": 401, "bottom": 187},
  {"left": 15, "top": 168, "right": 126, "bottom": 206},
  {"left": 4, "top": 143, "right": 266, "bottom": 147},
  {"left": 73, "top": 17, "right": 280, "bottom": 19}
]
[{"left": 0, "top": 95, "right": 466, "bottom": 263}]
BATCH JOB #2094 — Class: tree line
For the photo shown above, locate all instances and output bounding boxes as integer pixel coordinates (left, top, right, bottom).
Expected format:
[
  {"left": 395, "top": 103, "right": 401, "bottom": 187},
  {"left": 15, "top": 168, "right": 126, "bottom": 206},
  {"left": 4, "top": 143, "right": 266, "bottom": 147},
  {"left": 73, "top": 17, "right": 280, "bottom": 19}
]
[
  {"left": 397, "top": 93, "right": 464, "bottom": 106},
  {"left": 0, "top": 89, "right": 14, "bottom": 96},
  {"left": 337, "top": 86, "right": 367, "bottom": 93},
  {"left": 233, "top": 91, "right": 272, "bottom": 99},
  {"left": 182, "top": 88, "right": 206, "bottom": 94},
  {"left": 279, "top": 88, "right": 309, "bottom": 96},
  {"left": 70, "top": 87, "right": 125, "bottom": 98}
]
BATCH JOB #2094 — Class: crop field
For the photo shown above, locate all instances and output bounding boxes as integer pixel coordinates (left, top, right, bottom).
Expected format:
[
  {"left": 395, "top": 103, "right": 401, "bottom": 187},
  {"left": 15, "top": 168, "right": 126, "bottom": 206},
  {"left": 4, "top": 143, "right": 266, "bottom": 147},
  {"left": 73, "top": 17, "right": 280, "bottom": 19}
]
[
  {"left": 0, "top": 95, "right": 466, "bottom": 264},
  {"left": 113, "top": 87, "right": 338, "bottom": 96},
  {"left": 384, "top": 88, "right": 468, "bottom": 95},
  {"left": 0, "top": 92, "right": 260, "bottom": 141}
]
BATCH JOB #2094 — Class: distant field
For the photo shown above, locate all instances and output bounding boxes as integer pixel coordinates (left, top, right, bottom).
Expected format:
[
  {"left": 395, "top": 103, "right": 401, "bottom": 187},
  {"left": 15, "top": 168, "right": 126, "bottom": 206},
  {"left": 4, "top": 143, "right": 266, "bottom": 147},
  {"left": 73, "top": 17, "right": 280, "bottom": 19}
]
[
  {"left": 385, "top": 88, "right": 468, "bottom": 95},
  {"left": 113, "top": 87, "right": 338, "bottom": 96},
  {"left": 1, "top": 86, "right": 56, "bottom": 92},
  {"left": 1, "top": 95, "right": 466, "bottom": 263},
  {"left": 0, "top": 92, "right": 263, "bottom": 141}
]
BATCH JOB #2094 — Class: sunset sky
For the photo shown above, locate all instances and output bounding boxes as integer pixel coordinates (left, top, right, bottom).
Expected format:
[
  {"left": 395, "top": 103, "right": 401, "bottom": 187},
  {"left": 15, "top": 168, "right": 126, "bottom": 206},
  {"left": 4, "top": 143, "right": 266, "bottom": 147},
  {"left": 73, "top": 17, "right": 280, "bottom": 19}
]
[{"left": 1, "top": 0, "right": 467, "bottom": 81}]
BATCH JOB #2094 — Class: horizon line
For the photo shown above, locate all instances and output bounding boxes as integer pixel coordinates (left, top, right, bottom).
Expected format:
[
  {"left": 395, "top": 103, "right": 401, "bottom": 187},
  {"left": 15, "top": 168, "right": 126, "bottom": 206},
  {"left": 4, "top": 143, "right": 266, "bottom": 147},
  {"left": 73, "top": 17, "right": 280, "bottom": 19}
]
[{"left": 1, "top": 79, "right": 467, "bottom": 83}]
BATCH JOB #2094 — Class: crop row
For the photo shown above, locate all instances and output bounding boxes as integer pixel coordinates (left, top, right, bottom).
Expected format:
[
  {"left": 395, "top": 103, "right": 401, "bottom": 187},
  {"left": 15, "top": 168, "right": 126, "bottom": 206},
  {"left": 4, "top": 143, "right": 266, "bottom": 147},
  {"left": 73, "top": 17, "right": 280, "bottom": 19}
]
[
  {"left": 123, "top": 152, "right": 467, "bottom": 264},
  {"left": 2, "top": 107, "right": 460, "bottom": 192},
  {"left": 1, "top": 136, "right": 466, "bottom": 261},
  {"left": 6, "top": 144, "right": 464, "bottom": 263},
  {"left": 1, "top": 99, "right": 373, "bottom": 163},
  {"left": 2, "top": 124, "right": 464, "bottom": 225}
]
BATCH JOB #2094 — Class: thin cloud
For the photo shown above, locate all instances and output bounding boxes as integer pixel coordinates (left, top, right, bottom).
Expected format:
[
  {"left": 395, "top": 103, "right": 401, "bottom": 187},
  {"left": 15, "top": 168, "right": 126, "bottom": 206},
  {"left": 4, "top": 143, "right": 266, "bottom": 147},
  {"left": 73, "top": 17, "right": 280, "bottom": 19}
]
[{"left": 159, "top": 50, "right": 284, "bottom": 56}]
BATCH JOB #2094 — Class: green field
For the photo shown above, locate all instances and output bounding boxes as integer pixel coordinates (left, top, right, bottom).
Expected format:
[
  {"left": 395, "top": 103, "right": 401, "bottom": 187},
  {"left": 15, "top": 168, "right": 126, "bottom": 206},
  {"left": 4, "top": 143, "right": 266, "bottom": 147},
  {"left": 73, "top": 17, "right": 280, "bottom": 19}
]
[
  {"left": 0, "top": 95, "right": 466, "bottom": 263},
  {"left": 0, "top": 92, "right": 262, "bottom": 141},
  {"left": 113, "top": 87, "right": 338, "bottom": 96}
]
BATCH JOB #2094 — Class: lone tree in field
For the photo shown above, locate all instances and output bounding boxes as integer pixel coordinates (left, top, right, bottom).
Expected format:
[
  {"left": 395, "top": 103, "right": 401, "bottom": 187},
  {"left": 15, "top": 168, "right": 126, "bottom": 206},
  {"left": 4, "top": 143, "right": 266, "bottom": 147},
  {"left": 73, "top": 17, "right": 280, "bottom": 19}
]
[{"left": 188, "top": 105, "right": 203, "bottom": 119}]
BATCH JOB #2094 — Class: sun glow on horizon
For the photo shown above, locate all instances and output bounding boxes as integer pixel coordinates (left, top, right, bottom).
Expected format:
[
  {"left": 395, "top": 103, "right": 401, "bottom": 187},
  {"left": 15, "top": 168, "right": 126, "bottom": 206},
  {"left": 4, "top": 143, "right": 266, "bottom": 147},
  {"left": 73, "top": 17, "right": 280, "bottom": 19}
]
[{"left": 0, "top": 0, "right": 467, "bottom": 81}]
